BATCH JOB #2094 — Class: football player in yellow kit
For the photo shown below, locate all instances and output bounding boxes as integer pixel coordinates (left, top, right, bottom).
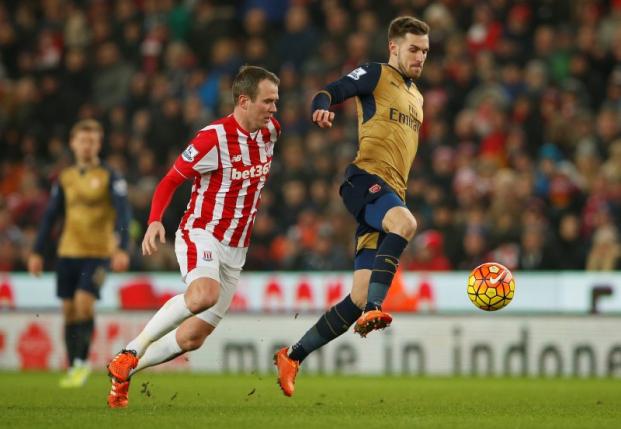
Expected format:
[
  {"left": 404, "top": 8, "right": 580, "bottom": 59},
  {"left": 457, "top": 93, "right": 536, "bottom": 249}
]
[{"left": 275, "top": 16, "right": 429, "bottom": 397}]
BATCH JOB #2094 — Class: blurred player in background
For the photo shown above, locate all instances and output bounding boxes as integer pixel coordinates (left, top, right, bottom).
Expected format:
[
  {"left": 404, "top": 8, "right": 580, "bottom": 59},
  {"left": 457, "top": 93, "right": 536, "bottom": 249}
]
[
  {"left": 106, "top": 66, "right": 280, "bottom": 408},
  {"left": 275, "top": 16, "right": 429, "bottom": 396},
  {"left": 28, "top": 119, "right": 131, "bottom": 388}
]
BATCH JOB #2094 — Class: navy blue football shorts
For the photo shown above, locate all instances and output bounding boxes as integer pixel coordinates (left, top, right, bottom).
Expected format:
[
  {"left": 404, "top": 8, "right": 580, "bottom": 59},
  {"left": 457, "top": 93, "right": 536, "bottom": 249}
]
[
  {"left": 56, "top": 257, "right": 109, "bottom": 300},
  {"left": 339, "top": 164, "right": 406, "bottom": 270}
]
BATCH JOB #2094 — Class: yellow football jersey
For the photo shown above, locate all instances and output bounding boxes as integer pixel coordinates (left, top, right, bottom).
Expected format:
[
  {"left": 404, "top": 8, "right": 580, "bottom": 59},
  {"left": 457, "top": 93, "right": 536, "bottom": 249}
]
[
  {"left": 352, "top": 64, "right": 423, "bottom": 199},
  {"left": 34, "top": 163, "right": 130, "bottom": 258},
  {"left": 57, "top": 166, "right": 118, "bottom": 257},
  {"left": 313, "top": 62, "right": 424, "bottom": 199}
]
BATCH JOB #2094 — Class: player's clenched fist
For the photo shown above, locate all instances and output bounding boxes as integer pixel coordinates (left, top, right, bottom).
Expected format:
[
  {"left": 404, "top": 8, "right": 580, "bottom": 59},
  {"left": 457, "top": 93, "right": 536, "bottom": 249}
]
[
  {"left": 312, "top": 109, "right": 335, "bottom": 128},
  {"left": 142, "top": 221, "right": 166, "bottom": 255}
]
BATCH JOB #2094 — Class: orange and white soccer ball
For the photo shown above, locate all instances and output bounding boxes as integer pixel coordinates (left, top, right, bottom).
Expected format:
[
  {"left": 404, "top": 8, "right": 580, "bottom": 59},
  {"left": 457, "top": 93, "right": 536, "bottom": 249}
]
[{"left": 467, "top": 262, "right": 515, "bottom": 311}]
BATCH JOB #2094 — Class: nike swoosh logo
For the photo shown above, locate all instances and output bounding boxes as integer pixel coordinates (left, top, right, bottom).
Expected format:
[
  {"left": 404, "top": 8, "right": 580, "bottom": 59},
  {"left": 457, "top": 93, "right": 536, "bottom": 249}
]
[{"left": 489, "top": 270, "right": 506, "bottom": 285}]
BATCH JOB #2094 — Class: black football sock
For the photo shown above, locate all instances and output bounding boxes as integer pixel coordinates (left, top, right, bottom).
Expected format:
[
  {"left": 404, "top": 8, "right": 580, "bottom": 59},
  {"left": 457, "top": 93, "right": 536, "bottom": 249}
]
[
  {"left": 75, "top": 319, "right": 95, "bottom": 362},
  {"left": 64, "top": 323, "right": 79, "bottom": 367},
  {"left": 365, "top": 233, "right": 409, "bottom": 312},
  {"left": 288, "top": 295, "right": 362, "bottom": 362}
]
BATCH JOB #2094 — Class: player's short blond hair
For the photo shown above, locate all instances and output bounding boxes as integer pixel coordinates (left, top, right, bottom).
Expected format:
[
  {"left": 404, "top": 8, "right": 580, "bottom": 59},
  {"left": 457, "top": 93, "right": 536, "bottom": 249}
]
[
  {"left": 388, "top": 16, "right": 430, "bottom": 40},
  {"left": 232, "top": 65, "right": 280, "bottom": 104},
  {"left": 70, "top": 119, "right": 103, "bottom": 140}
]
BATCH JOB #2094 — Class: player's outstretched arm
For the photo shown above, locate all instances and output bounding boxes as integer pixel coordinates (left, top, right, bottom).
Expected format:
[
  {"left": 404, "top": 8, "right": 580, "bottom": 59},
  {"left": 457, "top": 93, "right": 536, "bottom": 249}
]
[
  {"left": 142, "top": 221, "right": 166, "bottom": 256},
  {"left": 141, "top": 129, "right": 219, "bottom": 257},
  {"left": 310, "top": 63, "right": 381, "bottom": 131}
]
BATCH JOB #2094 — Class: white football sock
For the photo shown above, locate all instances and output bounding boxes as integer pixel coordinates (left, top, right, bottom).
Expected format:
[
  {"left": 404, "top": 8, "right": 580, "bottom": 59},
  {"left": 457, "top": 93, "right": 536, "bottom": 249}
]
[
  {"left": 129, "top": 329, "right": 183, "bottom": 377},
  {"left": 125, "top": 294, "right": 192, "bottom": 356}
]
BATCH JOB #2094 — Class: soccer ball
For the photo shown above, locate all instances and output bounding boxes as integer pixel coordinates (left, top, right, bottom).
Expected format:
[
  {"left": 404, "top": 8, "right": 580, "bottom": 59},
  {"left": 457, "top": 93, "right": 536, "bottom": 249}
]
[{"left": 467, "top": 262, "right": 515, "bottom": 311}]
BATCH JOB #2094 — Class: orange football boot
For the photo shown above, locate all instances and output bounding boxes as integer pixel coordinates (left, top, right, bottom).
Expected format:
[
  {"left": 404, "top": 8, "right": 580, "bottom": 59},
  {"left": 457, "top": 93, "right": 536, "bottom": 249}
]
[
  {"left": 273, "top": 347, "right": 299, "bottom": 397},
  {"left": 107, "top": 350, "right": 138, "bottom": 382},
  {"left": 354, "top": 310, "right": 393, "bottom": 337},
  {"left": 107, "top": 378, "right": 130, "bottom": 409}
]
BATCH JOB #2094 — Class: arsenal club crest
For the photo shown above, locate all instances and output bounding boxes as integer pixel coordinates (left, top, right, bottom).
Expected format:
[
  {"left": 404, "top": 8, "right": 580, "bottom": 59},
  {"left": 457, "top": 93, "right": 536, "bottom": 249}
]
[{"left": 369, "top": 184, "right": 381, "bottom": 194}]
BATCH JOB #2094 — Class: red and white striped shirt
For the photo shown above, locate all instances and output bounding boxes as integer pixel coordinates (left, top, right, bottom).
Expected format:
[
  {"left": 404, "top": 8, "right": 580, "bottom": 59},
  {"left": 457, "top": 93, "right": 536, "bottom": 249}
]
[{"left": 148, "top": 114, "right": 280, "bottom": 247}]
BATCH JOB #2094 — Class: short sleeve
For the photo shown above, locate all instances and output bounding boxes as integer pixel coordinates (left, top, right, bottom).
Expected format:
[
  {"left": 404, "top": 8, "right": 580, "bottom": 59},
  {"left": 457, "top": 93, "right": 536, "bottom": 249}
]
[{"left": 173, "top": 129, "right": 220, "bottom": 178}]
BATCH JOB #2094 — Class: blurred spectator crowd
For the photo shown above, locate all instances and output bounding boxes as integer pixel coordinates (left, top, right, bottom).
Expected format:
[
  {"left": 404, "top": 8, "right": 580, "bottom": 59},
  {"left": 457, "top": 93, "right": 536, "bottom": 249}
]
[{"left": 1, "top": 0, "right": 620, "bottom": 273}]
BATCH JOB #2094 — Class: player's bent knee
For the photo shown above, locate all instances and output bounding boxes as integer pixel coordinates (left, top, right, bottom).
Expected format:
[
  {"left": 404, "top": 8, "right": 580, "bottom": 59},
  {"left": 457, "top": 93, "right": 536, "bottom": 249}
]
[
  {"left": 400, "top": 216, "right": 417, "bottom": 240},
  {"left": 74, "top": 305, "right": 95, "bottom": 320},
  {"left": 62, "top": 301, "right": 76, "bottom": 322},
  {"left": 75, "top": 309, "right": 94, "bottom": 321},
  {"left": 185, "top": 292, "right": 219, "bottom": 314},
  {"left": 185, "top": 279, "right": 220, "bottom": 313},
  {"left": 384, "top": 207, "right": 417, "bottom": 240}
]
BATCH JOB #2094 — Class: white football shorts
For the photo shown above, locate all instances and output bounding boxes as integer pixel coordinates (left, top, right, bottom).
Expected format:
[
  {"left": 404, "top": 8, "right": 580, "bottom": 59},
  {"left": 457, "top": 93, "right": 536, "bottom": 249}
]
[{"left": 175, "top": 228, "right": 247, "bottom": 327}]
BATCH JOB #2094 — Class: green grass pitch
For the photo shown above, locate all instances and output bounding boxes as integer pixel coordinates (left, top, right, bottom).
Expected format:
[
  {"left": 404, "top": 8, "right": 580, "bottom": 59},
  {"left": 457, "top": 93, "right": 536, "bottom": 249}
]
[{"left": 1, "top": 372, "right": 620, "bottom": 428}]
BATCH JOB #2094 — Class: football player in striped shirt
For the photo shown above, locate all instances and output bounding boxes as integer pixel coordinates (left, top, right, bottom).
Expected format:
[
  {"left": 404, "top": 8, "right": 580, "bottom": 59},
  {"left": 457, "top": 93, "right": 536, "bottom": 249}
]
[{"left": 106, "top": 66, "right": 280, "bottom": 408}]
